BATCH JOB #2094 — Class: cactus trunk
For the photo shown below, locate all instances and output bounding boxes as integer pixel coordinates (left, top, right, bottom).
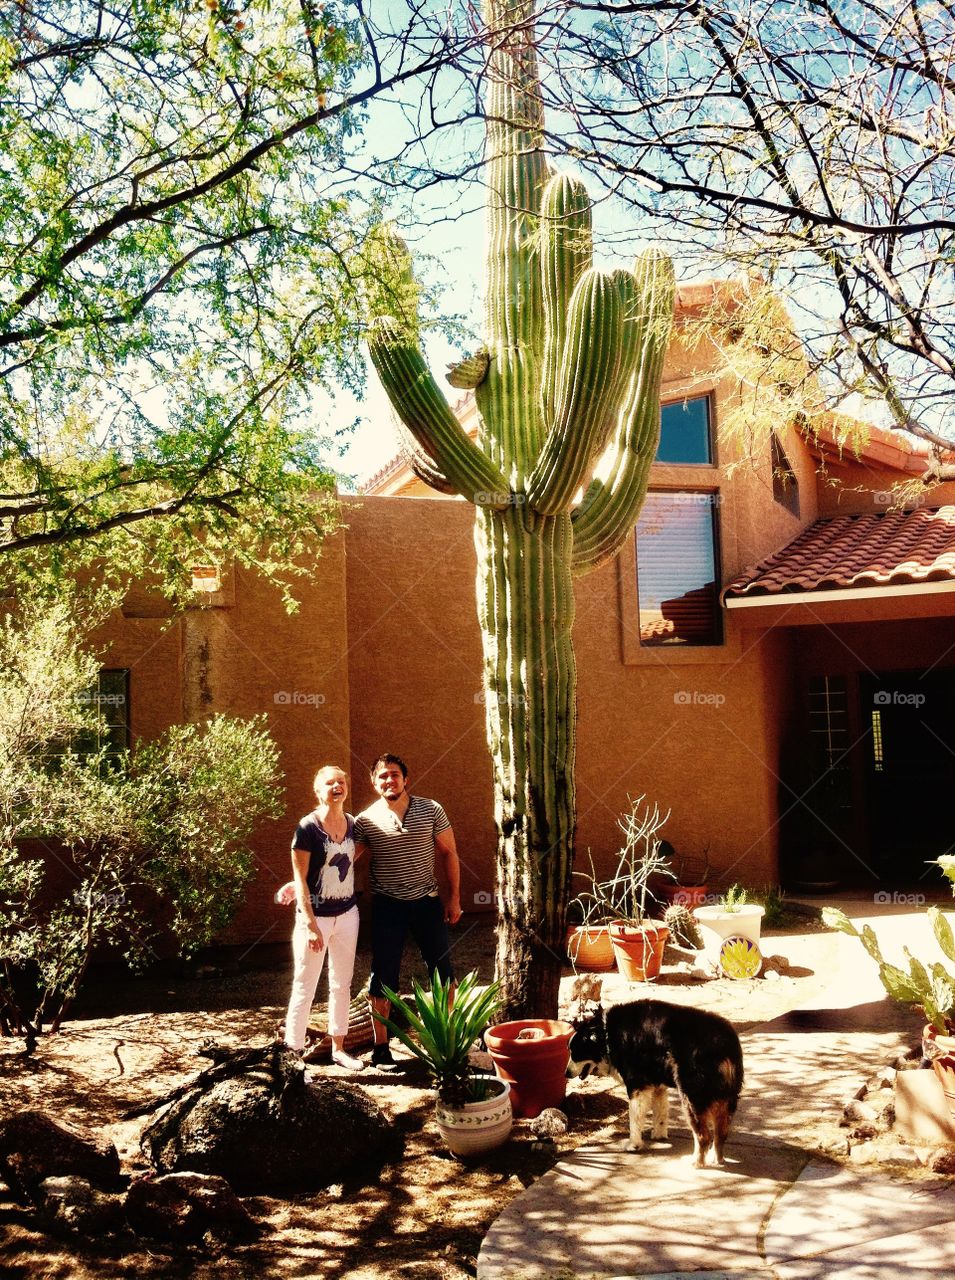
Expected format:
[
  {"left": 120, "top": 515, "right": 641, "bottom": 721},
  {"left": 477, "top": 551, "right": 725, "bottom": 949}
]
[
  {"left": 365, "top": 0, "right": 674, "bottom": 1018},
  {"left": 476, "top": 505, "right": 576, "bottom": 1016}
]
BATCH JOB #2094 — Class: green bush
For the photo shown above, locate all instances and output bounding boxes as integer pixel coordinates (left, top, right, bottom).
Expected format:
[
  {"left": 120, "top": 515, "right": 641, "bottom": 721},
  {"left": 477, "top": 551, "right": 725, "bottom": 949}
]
[{"left": 0, "top": 596, "right": 282, "bottom": 1053}]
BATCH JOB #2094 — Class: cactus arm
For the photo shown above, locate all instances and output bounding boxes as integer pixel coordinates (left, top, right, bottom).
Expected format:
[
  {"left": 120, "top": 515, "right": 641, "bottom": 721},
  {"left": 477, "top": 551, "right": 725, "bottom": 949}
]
[
  {"left": 368, "top": 317, "right": 509, "bottom": 506},
  {"left": 930, "top": 906, "right": 955, "bottom": 963},
  {"left": 525, "top": 269, "right": 626, "bottom": 515},
  {"left": 570, "top": 250, "right": 675, "bottom": 575},
  {"left": 539, "top": 172, "right": 593, "bottom": 428},
  {"left": 392, "top": 417, "right": 456, "bottom": 495}
]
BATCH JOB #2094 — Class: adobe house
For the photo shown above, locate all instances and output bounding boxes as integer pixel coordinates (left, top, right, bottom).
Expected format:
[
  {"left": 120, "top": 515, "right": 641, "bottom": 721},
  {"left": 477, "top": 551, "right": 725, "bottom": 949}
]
[{"left": 91, "top": 284, "right": 955, "bottom": 946}]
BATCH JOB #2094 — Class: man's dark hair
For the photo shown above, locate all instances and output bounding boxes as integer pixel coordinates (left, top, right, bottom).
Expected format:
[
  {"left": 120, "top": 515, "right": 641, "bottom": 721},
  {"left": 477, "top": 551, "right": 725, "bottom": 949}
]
[{"left": 370, "top": 752, "right": 408, "bottom": 779}]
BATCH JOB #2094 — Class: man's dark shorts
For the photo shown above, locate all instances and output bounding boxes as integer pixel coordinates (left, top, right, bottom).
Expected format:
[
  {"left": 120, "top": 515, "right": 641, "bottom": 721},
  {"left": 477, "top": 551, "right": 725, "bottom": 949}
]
[{"left": 369, "top": 893, "right": 454, "bottom": 997}]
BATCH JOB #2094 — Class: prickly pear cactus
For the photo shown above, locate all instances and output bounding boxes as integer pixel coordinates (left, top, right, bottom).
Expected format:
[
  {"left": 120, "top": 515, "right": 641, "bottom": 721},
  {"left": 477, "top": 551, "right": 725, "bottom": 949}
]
[{"left": 367, "top": 0, "right": 674, "bottom": 1018}]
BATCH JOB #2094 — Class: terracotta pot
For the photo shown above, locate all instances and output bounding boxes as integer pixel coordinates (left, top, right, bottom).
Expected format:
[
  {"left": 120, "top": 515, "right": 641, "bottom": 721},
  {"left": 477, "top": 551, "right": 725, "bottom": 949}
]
[
  {"left": 660, "top": 885, "right": 710, "bottom": 909},
  {"left": 922, "top": 1022, "right": 955, "bottom": 1060},
  {"left": 484, "top": 1019, "right": 575, "bottom": 1119},
  {"left": 565, "top": 924, "right": 616, "bottom": 972},
  {"left": 608, "top": 921, "right": 669, "bottom": 982},
  {"left": 434, "top": 1076, "right": 513, "bottom": 1157},
  {"left": 932, "top": 1055, "right": 955, "bottom": 1121}
]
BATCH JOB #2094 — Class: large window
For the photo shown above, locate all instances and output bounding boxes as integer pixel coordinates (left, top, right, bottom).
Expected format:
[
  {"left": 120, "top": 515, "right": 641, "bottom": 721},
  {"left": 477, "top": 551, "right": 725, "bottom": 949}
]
[
  {"left": 636, "top": 492, "right": 722, "bottom": 646},
  {"left": 657, "top": 395, "right": 713, "bottom": 465}
]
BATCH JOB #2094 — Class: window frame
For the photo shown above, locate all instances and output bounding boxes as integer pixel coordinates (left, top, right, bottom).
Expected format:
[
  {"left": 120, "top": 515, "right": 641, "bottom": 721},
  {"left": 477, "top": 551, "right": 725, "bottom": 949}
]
[
  {"left": 634, "top": 488, "right": 724, "bottom": 648},
  {"left": 656, "top": 393, "right": 717, "bottom": 468}
]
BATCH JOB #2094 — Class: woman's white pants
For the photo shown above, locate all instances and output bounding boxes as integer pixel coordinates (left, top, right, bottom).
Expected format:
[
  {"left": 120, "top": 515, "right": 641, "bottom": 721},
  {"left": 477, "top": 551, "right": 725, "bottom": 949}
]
[{"left": 284, "top": 906, "right": 360, "bottom": 1051}]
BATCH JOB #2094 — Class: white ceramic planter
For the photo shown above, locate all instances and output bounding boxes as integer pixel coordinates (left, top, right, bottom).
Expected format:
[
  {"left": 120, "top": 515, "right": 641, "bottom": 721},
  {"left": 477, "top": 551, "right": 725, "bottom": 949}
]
[
  {"left": 434, "top": 1077, "right": 513, "bottom": 1157},
  {"left": 693, "top": 904, "right": 765, "bottom": 964}
]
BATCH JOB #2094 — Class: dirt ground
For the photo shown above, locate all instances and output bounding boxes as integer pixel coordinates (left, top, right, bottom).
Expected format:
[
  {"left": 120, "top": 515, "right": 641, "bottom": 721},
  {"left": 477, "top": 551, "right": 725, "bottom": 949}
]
[{"left": 0, "top": 911, "right": 843, "bottom": 1279}]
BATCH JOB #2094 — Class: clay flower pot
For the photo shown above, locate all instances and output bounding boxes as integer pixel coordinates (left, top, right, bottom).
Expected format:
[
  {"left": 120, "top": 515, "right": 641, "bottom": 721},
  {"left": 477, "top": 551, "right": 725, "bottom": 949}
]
[
  {"left": 565, "top": 924, "right": 616, "bottom": 972},
  {"left": 608, "top": 921, "right": 669, "bottom": 982},
  {"left": 434, "top": 1076, "right": 513, "bottom": 1157},
  {"left": 932, "top": 1055, "right": 955, "bottom": 1122},
  {"left": 484, "top": 1019, "right": 575, "bottom": 1119},
  {"left": 694, "top": 904, "right": 764, "bottom": 966}
]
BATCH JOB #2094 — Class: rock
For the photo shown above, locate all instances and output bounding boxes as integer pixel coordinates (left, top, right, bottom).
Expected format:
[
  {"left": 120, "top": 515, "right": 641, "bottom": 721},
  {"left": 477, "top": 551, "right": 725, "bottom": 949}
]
[
  {"left": 0, "top": 1112, "right": 121, "bottom": 1201},
  {"left": 852, "top": 1082, "right": 868, "bottom": 1101},
  {"left": 880, "top": 1144, "right": 921, "bottom": 1167},
  {"left": 928, "top": 1147, "right": 955, "bottom": 1174},
  {"left": 841, "top": 1099, "right": 878, "bottom": 1126},
  {"left": 529, "top": 1108, "right": 568, "bottom": 1138},
  {"left": 878, "top": 1067, "right": 898, "bottom": 1090},
  {"left": 140, "top": 1045, "right": 398, "bottom": 1191},
  {"left": 848, "top": 1125, "right": 878, "bottom": 1141},
  {"left": 125, "top": 1172, "right": 258, "bottom": 1243},
  {"left": 877, "top": 1100, "right": 896, "bottom": 1128},
  {"left": 38, "top": 1175, "right": 125, "bottom": 1236}
]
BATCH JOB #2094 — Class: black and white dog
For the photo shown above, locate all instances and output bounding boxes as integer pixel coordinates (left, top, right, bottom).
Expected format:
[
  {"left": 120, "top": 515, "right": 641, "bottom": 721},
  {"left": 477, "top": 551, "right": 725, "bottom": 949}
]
[{"left": 568, "top": 998, "right": 744, "bottom": 1167}]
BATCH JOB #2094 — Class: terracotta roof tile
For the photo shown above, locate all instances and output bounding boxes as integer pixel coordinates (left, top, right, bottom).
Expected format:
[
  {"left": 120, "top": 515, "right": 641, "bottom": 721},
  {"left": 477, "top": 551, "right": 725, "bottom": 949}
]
[{"left": 723, "top": 506, "right": 955, "bottom": 600}]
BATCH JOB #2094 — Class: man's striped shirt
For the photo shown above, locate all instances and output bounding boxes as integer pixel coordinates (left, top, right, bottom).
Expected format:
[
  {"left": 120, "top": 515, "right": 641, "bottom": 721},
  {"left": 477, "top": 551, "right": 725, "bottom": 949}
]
[{"left": 354, "top": 795, "right": 451, "bottom": 900}]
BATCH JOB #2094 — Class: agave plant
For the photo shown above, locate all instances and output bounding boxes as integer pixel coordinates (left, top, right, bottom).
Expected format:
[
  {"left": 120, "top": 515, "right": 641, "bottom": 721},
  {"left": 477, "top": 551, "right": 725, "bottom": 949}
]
[
  {"left": 378, "top": 970, "right": 503, "bottom": 1107},
  {"left": 822, "top": 856, "right": 955, "bottom": 1033}
]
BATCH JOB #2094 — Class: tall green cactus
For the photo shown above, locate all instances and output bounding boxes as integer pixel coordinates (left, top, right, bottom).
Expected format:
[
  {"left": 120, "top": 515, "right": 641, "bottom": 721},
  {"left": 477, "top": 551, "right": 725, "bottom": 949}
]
[{"left": 367, "top": 0, "right": 674, "bottom": 1018}]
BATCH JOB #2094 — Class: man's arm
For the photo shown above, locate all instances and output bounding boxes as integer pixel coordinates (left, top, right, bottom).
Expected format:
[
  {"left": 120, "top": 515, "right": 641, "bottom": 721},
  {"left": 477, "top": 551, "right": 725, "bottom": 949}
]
[{"left": 435, "top": 827, "right": 462, "bottom": 924}]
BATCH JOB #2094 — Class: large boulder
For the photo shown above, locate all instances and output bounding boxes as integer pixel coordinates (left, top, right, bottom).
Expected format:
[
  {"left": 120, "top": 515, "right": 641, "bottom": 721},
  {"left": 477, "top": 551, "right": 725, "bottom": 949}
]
[
  {"left": 37, "top": 1175, "right": 126, "bottom": 1237},
  {"left": 125, "top": 1172, "right": 258, "bottom": 1243},
  {"left": 0, "top": 1112, "right": 121, "bottom": 1201},
  {"left": 140, "top": 1044, "right": 399, "bottom": 1191}
]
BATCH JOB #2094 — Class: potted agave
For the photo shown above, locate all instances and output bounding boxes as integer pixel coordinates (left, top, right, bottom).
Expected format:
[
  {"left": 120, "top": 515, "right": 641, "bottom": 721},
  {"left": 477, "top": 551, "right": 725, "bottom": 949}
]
[
  {"left": 577, "top": 795, "right": 674, "bottom": 983},
  {"left": 823, "top": 856, "right": 955, "bottom": 1118},
  {"left": 379, "top": 971, "right": 512, "bottom": 1157}
]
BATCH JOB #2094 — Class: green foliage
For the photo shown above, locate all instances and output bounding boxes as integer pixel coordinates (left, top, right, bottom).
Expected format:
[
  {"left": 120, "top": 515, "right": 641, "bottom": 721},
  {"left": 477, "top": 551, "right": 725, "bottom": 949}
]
[
  {"left": 720, "top": 884, "right": 749, "bottom": 913},
  {"left": 0, "top": 0, "right": 380, "bottom": 595},
  {"left": 0, "top": 594, "right": 283, "bottom": 1051},
  {"left": 378, "top": 970, "right": 502, "bottom": 1106},
  {"left": 754, "top": 885, "right": 787, "bottom": 928},
  {"left": 823, "top": 860, "right": 955, "bottom": 1033}
]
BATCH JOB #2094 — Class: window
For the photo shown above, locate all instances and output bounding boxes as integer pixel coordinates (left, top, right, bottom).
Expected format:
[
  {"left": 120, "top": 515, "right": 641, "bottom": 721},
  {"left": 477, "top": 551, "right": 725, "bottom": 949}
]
[
  {"left": 771, "top": 433, "right": 799, "bottom": 515},
  {"left": 75, "top": 669, "right": 130, "bottom": 759},
  {"left": 657, "top": 396, "right": 713, "bottom": 465},
  {"left": 635, "top": 492, "right": 722, "bottom": 646}
]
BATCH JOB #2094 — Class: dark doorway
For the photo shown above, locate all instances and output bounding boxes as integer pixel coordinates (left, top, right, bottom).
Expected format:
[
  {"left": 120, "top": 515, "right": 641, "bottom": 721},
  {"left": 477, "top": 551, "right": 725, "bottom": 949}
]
[{"left": 860, "top": 669, "right": 955, "bottom": 882}]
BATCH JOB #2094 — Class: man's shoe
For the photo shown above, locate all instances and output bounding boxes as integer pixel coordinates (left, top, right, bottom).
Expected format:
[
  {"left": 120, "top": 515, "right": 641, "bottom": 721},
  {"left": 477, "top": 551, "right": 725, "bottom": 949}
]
[
  {"left": 331, "top": 1048, "right": 366, "bottom": 1072},
  {"left": 370, "top": 1043, "right": 399, "bottom": 1071}
]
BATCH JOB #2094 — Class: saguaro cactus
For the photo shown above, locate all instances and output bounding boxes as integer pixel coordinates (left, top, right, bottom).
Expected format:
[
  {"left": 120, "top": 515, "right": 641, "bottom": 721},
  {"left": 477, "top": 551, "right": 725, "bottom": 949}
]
[{"left": 367, "top": 0, "right": 674, "bottom": 1018}]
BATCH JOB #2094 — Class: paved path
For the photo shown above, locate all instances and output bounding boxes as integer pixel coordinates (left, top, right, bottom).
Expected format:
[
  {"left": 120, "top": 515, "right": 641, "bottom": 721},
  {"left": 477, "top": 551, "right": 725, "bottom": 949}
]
[{"left": 478, "top": 905, "right": 955, "bottom": 1279}]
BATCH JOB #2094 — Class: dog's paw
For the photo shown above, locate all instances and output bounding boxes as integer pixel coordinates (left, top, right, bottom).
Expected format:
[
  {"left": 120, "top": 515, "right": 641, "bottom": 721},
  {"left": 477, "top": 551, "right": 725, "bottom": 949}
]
[{"left": 623, "top": 1140, "right": 646, "bottom": 1154}]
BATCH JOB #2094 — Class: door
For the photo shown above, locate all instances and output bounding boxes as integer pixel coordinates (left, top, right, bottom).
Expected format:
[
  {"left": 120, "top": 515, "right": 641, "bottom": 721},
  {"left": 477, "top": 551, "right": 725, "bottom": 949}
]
[{"left": 861, "top": 669, "right": 955, "bottom": 882}]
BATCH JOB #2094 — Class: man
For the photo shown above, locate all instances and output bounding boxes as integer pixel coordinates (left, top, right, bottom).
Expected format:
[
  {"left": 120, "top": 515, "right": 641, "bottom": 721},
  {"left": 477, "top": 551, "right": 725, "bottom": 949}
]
[{"left": 354, "top": 752, "right": 463, "bottom": 1070}]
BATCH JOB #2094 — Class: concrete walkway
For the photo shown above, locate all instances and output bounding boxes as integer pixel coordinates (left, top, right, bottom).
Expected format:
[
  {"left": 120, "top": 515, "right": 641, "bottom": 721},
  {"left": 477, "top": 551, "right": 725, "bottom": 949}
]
[{"left": 478, "top": 904, "right": 955, "bottom": 1279}]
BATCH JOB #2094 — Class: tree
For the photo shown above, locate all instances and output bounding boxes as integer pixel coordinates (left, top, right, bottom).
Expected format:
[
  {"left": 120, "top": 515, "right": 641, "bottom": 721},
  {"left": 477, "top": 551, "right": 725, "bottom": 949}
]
[
  {"left": 367, "top": 0, "right": 674, "bottom": 1018},
  {"left": 531, "top": 0, "right": 955, "bottom": 467},
  {"left": 0, "top": 593, "right": 283, "bottom": 1053},
  {"left": 0, "top": 0, "right": 497, "bottom": 592}
]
